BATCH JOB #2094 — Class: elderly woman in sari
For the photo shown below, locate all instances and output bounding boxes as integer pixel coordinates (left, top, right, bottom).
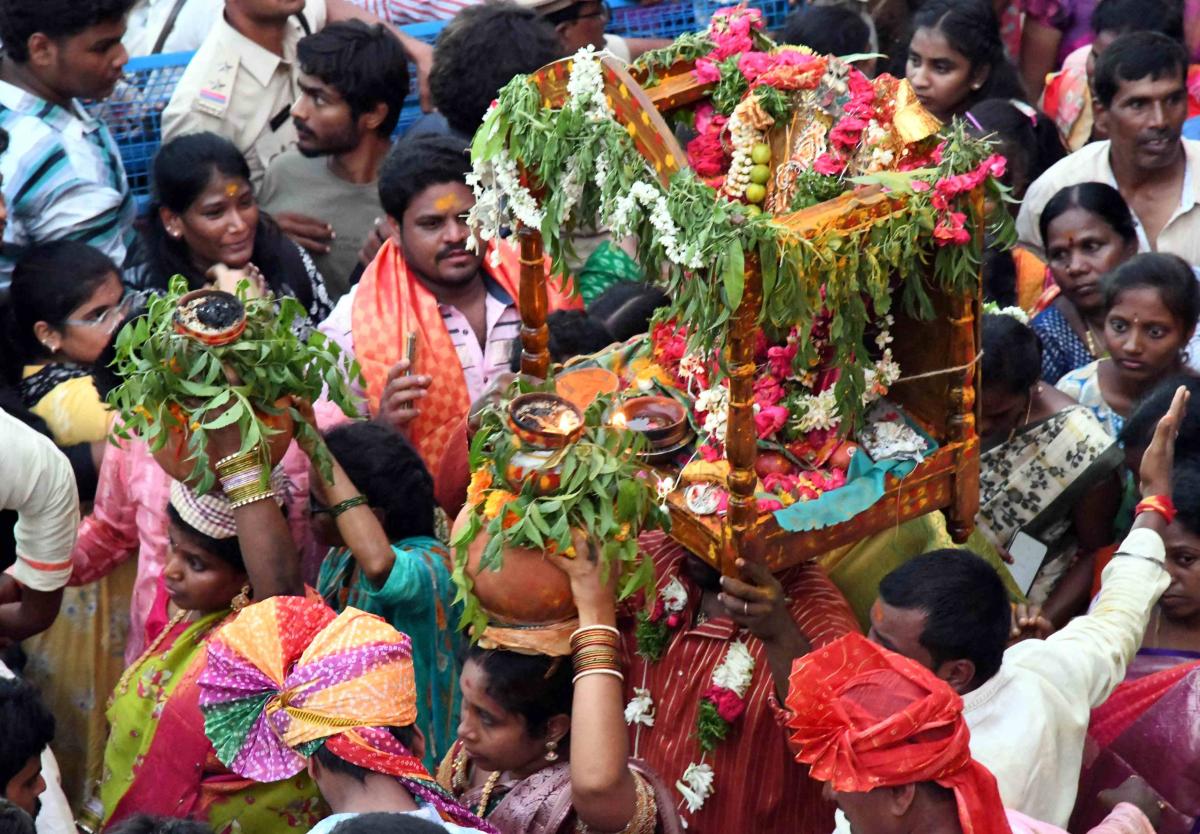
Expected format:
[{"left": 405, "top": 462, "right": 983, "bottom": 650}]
[
  {"left": 1071, "top": 448, "right": 1200, "bottom": 834},
  {"left": 974, "top": 313, "right": 1122, "bottom": 625},
  {"left": 435, "top": 536, "right": 681, "bottom": 834},
  {"left": 94, "top": 422, "right": 317, "bottom": 832}
]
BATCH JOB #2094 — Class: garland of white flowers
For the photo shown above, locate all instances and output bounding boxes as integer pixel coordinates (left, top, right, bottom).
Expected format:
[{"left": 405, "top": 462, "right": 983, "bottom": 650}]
[{"left": 625, "top": 576, "right": 757, "bottom": 825}]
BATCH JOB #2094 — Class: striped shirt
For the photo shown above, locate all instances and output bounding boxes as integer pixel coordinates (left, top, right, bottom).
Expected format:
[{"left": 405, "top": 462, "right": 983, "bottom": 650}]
[
  {"left": 0, "top": 80, "right": 137, "bottom": 291},
  {"left": 349, "top": 0, "right": 476, "bottom": 25},
  {"left": 620, "top": 532, "right": 860, "bottom": 834}
]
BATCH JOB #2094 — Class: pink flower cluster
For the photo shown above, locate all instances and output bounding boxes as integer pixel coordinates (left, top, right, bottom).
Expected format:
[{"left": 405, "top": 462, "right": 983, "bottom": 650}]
[
  {"left": 702, "top": 685, "right": 747, "bottom": 723},
  {"left": 812, "top": 70, "right": 884, "bottom": 175},
  {"left": 648, "top": 597, "right": 683, "bottom": 630},
  {"left": 686, "top": 104, "right": 730, "bottom": 180},
  {"left": 756, "top": 469, "right": 847, "bottom": 512},
  {"left": 925, "top": 153, "right": 1006, "bottom": 248}
]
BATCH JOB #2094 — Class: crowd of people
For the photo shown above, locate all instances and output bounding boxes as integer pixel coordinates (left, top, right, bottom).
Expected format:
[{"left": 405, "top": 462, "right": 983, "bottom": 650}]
[{"left": 1, "top": 0, "right": 1200, "bottom": 833}]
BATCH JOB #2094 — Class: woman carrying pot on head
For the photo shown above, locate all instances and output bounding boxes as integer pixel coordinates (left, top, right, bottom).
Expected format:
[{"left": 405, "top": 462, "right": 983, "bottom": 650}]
[
  {"left": 903, "top": 0, "right": 1027, "bottom": 125},
  {"left": 1031, "top": 183, "right": 1139, "bottom": 384},
  {"left": 128, "top": 132, "right": 332, "bottom": 334},
  {"left": 436, "top": 533, "right": 681, "bottom": 834},
  {"left": 975, "top": 313, "right": 1122, "bottom": 625},
  {"left": 91, "top": 419, "right": 318, "bottom": 834},
  {"left": 1056, "top": 253, "right": 1200, "bottom": 438}
]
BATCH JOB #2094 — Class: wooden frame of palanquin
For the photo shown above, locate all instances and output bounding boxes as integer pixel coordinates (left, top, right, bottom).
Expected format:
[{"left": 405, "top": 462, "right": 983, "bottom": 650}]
[{"left": 512, "top": 55, "right": 981, "bottom": 575}]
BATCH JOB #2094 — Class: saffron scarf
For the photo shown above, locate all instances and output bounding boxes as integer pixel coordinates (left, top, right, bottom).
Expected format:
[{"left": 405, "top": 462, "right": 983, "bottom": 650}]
[
  {"left": 786, "top": 633, "right": 1012, "bottom": 834},
  {"left": 350, "top": 238, "right": 579, "bottom": 473},
  {"left": 198, "top": 596, "right": 494, "bottom": 833}
]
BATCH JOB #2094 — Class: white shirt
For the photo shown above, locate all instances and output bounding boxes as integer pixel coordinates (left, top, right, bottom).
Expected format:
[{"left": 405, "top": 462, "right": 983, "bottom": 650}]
[
  {"left": 0, "top": 408, "right": 79, "bottom": 592},
  {"left": 122, "top": 0, "right": 222, "bottom": 57},
  {"left": 965, "top": 527, "right": 1166, "bottom": 825},
  {"left": 1017, "top": 139, "right": 1200, "bottom": 262},
  {"left": 833, "top": 527, "right": 1167, "bottom": 834}
]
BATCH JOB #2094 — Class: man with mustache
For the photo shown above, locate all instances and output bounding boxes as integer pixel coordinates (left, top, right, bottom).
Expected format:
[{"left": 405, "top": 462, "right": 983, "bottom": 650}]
[
  {"left": 0, "top": 0, "right": 138, "bottom": 296},
  {"left": 258, "top": 20, "right": 406, "bottom": 300},
  {"left": 1019, "top": 32, "right": 1200, "bottom": 264},
  {"left": 317, "top": 133, "right": 579, "bottom": 477}
]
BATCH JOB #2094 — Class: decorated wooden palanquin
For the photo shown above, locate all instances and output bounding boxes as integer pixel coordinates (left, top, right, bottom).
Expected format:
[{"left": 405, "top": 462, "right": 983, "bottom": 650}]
[{"left": 512, "top": 55, "right": 981, "bottom": 575}]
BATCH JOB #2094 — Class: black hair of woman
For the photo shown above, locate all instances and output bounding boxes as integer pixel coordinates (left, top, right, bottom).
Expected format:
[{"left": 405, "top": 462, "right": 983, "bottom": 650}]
[
  {"left": 1102, "top": 252, "right": 1200, "bottom": 334},
  {"left": 965, "top": 98, "right": 1065, "bottom": 199},
  {"left": 1037, "top": 182, "right": 1138, "bottom": 252},
  {"left": 322, "top": 421, "right": 436, "bottom": 542},
  {"left": 1119, "top": 375, "right": 1200, "bottom": 458},
  {"left": 141, "top": 132, "right": 314, "bottom": 311},
  {"left": 982, "top": 313, "right": 1043, "bottom": 396},
  {"left": 464, "top": 645, "right": 574, "bottom": 740},
  {"left": 586, "top": 282, "right": 669, "bottom": 343}
]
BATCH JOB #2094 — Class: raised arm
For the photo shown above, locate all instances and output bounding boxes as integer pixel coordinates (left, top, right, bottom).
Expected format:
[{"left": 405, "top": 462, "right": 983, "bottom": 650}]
[
  {"left": 548, "top": 533, "right": 645, "bottom": 833},
  {"left": 325, "top": 0, "right": 435, "bottom": 111}
]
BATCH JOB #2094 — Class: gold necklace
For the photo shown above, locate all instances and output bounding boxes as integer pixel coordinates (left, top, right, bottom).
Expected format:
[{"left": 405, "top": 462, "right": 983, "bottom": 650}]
[
  {"left": 476, "top": 771, "right": 502, "bottom": 817},
  {"left": 1084, "top": 322, "right": 1107, "bottom": 359},
  {"left": 109, "top": 609, "right": 190, "bottom": 707},
  {"left": 1007, "top": 387, "right": 1036, "bottom": 443}
]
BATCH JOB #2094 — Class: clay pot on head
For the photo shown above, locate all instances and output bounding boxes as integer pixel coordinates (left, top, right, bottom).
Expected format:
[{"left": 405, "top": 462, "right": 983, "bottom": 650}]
[
  {"left": 452, "top": 506, "right": 575, "bottom": 626},
  {"left": 150, "top": 397, "right": 295, "bottom": 486},
  {"left": 174, "top": 289, "right": 247, "bottom": 346}
]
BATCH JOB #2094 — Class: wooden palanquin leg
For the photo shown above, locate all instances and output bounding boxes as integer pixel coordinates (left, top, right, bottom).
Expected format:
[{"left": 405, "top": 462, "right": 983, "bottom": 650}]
[
  {"left": 724, "top": 254, "right": 764, "bottom": 574},
  {"left": 518, "top": 226, "right": 551, "bottom": 380}
]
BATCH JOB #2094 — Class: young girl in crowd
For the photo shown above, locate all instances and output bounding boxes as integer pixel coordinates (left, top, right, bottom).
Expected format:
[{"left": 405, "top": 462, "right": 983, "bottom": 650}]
[
  {"left": 976, "top": 314, "right": 1121, "bottom": 623},
  {"left": 1056, "top": 253, "right": 1200, "bottom": 437},
  {"left": 309, "top": 420, "right": 462, "bottom": 772},
  {"left": 904, "top": 0, "right": 1027, "bottom": 124},
  {"left": 437, "top": 536, "right": 680, "bottom": 834},
  {"left": 1033, "top": 183, "right": 1140, "bottom": 383},
  {"left": 129, "top": 132, "right": 333, "bottom": 333},
  {"left": 5, "top": 241, "right": 127, "bottom": 449}
]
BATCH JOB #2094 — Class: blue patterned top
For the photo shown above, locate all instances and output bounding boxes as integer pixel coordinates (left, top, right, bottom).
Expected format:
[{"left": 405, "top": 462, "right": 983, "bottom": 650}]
[{"left": 1032, "top": 304, "right": 1094, "bottom": 384}]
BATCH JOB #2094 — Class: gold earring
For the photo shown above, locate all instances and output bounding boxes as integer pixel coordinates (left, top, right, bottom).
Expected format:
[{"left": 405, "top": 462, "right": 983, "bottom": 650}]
[
  {"left": 231, "top": 583, "right": 252, "bottom": 612},
  {"left": 544, "top": 740, "right": 559, "bottom": 762}
]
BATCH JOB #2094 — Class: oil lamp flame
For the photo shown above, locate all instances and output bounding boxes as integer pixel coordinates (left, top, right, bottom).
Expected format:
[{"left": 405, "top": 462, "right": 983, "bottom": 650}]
[
  {"left": 611, "top": 410, "right": 627, "bottom": 429},
  {"left": 556, "top": 411, "right": 580, "bottom": 433}
]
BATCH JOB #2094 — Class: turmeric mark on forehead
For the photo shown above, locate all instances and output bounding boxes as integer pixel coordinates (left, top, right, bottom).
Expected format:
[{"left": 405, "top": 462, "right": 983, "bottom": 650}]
[{"left": 434, "top": 193, "right": 461, "bottom": 213}]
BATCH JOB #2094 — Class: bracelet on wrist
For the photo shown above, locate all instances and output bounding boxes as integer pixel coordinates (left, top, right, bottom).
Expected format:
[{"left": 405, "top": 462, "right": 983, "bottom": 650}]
[
  {"left": 230, "top": 490, "right": 276, "bottom": 510},
  {"left": 328, "top": 495, "right": 369, "bottom": 518},
  {"left": 1135, "top": 495, "right": 1177, "bottom": 526}
]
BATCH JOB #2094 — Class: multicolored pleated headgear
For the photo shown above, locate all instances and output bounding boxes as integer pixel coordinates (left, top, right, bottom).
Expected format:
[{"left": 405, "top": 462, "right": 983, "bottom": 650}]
[{"left": 198, "top": 596, "right": 493, "bottom": 833}]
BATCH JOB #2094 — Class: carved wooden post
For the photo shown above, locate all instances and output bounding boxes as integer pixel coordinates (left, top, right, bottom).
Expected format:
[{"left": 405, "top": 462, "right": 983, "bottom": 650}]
[
  {"left": 946, "top": 190, "right": 984, "bottom": 542},
  {"left": 517, "top": 225, "right": 550, "bottom": 379},
  {"left": 724, "top": 253, "right": 763, "bottom": 575}
]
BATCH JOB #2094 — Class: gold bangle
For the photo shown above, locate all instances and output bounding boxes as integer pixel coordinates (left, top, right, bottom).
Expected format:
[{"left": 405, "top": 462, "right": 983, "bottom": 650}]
[{"left": 229, "top": 490, "right": 275, "bottom": 509}]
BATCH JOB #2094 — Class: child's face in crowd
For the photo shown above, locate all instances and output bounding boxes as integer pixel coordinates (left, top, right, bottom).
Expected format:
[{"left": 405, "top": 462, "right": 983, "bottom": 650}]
[
  {"left": 30, "top": 18, "right": 128, "bottom": 101},
  {"left": 1105, "top": 287, "right": 1193, "bottom": 382},
  {"left": 1162, "top": 520, "right": 1200, "bottom": 623},
  {"left": 293, "top": 73, "right": 362, "bottom": 158},
  {"left": 37, "top": 271, "right": 129, "bottom": 366},
  {"left": 163, "top": 171, "right": 259, "bottom": 271},
  {"left": 395, "top": 182, "right": 484, "bottom": 290},
  {"left": 905, "top": 26, "right": 985, "bottom": 121},
  {"left": 1044, "top": 208, "right": 1136, "bottom": 317},
  {"left": 3, "top": 755, "right": 45, "bottom": 818},
  {"left": 163, "top": 521, "right": 248, "bottom": 613},
  {"left": 1095, "top": 74, "right": 1188, "bottom": 173}
]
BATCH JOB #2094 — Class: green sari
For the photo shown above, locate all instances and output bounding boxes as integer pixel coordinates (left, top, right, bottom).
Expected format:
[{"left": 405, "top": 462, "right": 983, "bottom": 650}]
[{"left": 99, "top": 610, "right": 326, "bottom": 833}]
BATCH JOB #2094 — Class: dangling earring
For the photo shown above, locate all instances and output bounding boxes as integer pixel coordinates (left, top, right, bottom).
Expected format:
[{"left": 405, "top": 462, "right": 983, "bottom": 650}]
[
  {"left": 544, "top": 740, "right": 559, "bottom": 762},
  {"left": 231, "top": 583, "right": 252, "bottom": 612}
]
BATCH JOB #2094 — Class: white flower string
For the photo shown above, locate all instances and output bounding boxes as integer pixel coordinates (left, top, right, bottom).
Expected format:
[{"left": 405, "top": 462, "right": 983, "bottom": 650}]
[
  {"left": 676, "top": 763, "right": 715, "bottom": 816},
  {"left": 710, "top": 640, "right": 755, "bottom": 696},
  {"left": 624, "top": 687, "right": 656, "bottom": 728}
]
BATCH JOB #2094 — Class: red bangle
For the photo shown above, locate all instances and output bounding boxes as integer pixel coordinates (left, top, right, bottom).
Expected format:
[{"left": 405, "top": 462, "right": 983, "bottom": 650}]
[{"left": 1135, "top": 495, "right": 1177, "bottom": 525}]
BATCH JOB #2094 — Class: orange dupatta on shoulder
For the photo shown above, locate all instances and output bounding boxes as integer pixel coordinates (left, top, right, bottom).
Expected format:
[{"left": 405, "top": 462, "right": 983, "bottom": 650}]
[{"left": 350, "top": 238, "right": 579, "bottom": 473}]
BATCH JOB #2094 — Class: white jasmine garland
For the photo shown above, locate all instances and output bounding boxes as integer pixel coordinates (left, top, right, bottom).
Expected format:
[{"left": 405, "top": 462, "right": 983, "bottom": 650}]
[
  {"left": 794, "top": 387, "right": 839, "bottom": 433},
  {"left": 624, "top": 687, "right": 656, "bottom": 727},
  {"left": 710, "top": 640, "right": 755, "bottom": 697},
  {"left": 661, "top": 576, "right": 689, "bottom": 612},
  {"left": 565, "top": 45, "right": 612, "bottom": 122},
  {"left": 695, "top": 383, "right": 730, "bottom": 444},
  {"left": 676, "top": 762, "right": 715, "bottom": 814}
]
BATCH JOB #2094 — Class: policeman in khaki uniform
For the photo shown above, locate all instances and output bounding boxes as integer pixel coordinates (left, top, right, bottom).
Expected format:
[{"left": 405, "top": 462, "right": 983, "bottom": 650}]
[{"left": 162, "top": 0, "right": 328, "bottom": 188}]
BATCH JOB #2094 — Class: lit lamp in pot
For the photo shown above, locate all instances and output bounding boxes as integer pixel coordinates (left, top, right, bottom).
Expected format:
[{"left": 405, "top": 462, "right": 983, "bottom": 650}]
[
  {"left": 611, "top": 396, "right": 689, "bottom": 452},
  {"left": 505, "top": 393, "right": 584, "bottom": 494}
]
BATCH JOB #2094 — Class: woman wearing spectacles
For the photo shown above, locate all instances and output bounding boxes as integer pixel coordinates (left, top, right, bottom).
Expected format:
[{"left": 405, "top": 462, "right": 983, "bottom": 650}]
[{"left": 4, "top": 239, "right": 133, "bottom": 449}]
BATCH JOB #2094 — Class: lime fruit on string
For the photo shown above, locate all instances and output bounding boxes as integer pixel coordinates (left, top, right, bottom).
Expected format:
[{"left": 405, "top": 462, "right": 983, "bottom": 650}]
[
  {"left": 750, "top": 143, "right": 771, "bottom": 165},
  {"left": 745, "top": 183, "right": 766, "bottom": 204},
  {"left": 749, "top": 164, "right": 770, "bottom": 185}
]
